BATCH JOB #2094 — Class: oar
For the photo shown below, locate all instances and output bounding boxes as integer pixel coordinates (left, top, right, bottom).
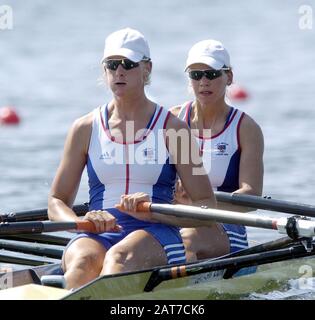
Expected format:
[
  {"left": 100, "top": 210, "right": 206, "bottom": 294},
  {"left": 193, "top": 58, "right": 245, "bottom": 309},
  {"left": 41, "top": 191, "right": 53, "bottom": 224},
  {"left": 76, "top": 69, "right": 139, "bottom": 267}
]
[
  {"left": 0, "top": 249, "right": 61, "bottom": 266},
  {"left": 220, "top": 236, "right": 302, "bottom": 278},
  {"left": 215, "top": 191, "right": 315, "bottom": 217},
  {"left": 123, "top": 202, "right": 315, "bottom": 239},
  {"left": 224, "top": 236, "right": 298, "bottom": 258},
  {"left": 0, "top": 239, "right": 63, "bottom": 259},
  {"left": 0, "top": 220, "right": 98, "bottom": 236},
  {"left": 3, "top": 233, "right": 72, "bottom": 246},
  {"left": 144, "top": 241, "right": 315, "bottom": 291},
  {"left": 0, "top": 203, "right": 89, "bottom": 223}
]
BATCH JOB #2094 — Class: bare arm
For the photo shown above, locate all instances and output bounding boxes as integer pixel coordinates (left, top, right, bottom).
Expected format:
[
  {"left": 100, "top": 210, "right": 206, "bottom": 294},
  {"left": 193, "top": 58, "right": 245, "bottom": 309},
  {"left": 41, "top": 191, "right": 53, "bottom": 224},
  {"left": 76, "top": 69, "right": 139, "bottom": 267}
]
[
  {"left": 48, "top": 112, "right": 125, "bottom": 233},
  {"left": 48, "top": 113, "right": 93, "bottom": 222}
]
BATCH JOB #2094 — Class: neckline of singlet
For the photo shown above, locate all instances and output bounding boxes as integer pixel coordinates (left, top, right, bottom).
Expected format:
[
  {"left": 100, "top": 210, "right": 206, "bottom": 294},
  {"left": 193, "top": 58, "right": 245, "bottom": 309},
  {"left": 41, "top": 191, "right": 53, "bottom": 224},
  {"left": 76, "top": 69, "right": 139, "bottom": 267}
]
[
  {"left": 102, "top": 103, "right": 161, "bottom": 144},
  {"left": 186, "top": 102, "right": 236, "bottom": 140}
]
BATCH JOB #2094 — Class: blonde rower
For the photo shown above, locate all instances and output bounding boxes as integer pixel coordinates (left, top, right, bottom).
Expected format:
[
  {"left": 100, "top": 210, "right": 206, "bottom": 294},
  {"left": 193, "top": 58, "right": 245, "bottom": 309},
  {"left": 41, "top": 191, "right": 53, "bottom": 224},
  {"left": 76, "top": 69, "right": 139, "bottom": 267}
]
[
  {"left": 48, "top": 28, "right": 216, "bottom": 289},
  {"left": 171, "top": 39, "right": 264, "bottom": 261}
]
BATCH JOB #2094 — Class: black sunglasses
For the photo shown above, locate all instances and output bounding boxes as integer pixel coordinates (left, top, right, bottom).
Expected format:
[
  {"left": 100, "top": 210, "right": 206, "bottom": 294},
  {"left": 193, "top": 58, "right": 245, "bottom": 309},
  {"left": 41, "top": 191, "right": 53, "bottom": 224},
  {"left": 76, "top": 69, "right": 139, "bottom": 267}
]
[
  {"left": 104, "top": 58, "right": 140, "bottom": 71},
  {"left": 188, "top": 68, "right": 230, "bottom": 81}
]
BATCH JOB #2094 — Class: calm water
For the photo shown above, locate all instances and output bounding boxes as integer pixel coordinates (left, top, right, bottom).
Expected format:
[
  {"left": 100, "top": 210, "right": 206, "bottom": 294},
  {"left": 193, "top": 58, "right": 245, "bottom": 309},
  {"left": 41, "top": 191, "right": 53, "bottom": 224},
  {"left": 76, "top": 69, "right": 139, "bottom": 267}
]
[{"left": 0, "top": 0, "right": 315, "bottom": 299}]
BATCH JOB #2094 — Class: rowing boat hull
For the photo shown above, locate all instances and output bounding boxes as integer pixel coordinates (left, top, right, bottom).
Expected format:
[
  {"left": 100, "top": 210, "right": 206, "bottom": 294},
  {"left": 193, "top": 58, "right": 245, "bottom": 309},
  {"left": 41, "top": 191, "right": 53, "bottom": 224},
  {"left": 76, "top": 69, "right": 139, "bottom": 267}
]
[
  {"left": 63, "top": 255, "right": 315, "bottom": 300},
  {"left": 1, "top": 254, "right": 314, "bottom": 300}
]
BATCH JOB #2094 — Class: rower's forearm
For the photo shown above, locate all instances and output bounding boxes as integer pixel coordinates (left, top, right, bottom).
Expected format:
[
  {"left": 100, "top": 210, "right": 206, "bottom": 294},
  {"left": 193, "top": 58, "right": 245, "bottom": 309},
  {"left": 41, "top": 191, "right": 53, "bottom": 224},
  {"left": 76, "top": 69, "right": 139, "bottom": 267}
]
[{"left": 48, "top": 197, "right": 80, "bottom": 222}]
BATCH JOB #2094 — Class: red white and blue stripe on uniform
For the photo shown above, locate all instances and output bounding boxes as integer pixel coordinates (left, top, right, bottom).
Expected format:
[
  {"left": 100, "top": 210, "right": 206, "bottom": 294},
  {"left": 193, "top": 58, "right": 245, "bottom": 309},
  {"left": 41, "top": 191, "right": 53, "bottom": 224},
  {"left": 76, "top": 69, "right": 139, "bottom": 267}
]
[{"left": 178, "top": 102, "right": 248, "bottom": 253}]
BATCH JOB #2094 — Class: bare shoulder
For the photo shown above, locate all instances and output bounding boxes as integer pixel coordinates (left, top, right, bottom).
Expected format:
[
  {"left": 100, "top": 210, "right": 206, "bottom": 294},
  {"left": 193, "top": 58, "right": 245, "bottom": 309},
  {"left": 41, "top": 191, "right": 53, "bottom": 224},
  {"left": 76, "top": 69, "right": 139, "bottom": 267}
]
[
  {"left": 169, "top": 105, "right": 182, "bottom": 117},
  {"left": 67, "top": 112, "right": 94, "bottom": 145},
  {"left": 71, "top": 112, "right": 94, "bottom": 134},
  {"left": 239, "top": 113, "right": 264, "bottom": 149},
  {"left": 240, "top": 113, "right": 263, "bottom": 137},
  {"left": 65, "top": 111, "right": 94, "bottom": 154}
]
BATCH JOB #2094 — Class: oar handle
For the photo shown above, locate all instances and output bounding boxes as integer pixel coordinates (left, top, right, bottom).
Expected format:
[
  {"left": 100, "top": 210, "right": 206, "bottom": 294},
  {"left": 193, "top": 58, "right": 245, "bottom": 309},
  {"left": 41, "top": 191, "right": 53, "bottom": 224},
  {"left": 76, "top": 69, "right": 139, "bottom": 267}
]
[
  {"left": 76, "top": 221, "right": 122, "bottom": 233},
  {"left": 136, "top": 202, "right": 152, "bottom": 212},
  {"left": 44, "top": 220, "right": 120, "bottom": 233},
  {"left": 75, "top": 221, "right": 97, "bottom": 233},
  {"left": 115, "top": 202, "right": 152, "bottom": 213}
]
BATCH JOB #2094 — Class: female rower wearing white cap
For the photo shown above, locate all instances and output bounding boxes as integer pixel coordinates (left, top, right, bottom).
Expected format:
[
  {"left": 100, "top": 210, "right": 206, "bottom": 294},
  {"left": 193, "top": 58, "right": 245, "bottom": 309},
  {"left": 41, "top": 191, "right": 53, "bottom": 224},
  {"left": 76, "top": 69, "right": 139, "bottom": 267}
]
[
  {"left": 171, "top": 40, "right": 264, "bottom": 261},
  {"left": 48, "top": 28, "right": 216, "bottom": 289}
]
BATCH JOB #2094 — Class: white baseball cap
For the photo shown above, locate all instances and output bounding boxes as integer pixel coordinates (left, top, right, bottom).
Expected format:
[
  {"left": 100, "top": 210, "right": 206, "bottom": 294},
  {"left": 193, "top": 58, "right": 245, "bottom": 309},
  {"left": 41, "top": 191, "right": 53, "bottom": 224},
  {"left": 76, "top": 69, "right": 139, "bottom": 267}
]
[
  {"left": 185, "top": 39, "right": 231, "bottom": 71},
  {"left": 102, "top": 28, "right": 150, "bottom": 63}
]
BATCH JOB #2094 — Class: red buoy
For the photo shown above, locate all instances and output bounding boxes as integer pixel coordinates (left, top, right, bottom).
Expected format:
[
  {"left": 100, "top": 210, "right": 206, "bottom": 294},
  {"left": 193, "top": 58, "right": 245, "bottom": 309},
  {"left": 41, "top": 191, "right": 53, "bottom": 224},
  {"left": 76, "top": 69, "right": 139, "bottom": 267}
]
[
  {"left": 0, "top": 107, "right": 21, "bottom": 125},
  {"left": 228, "top": 84, "right": 249, "bottom": 101}
]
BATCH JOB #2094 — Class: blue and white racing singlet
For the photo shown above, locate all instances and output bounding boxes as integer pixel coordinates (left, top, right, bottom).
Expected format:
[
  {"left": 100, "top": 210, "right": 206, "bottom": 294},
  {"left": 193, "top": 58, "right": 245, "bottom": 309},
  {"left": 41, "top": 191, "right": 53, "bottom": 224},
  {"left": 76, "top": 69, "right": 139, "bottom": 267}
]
[
  {"left": 67, "top": 105, "right": 186, "bottom": 264},
  {"left": 87, "top": 104, "right": 176, "bottom": 220},
  {"left": 178, "top": 101, "right": 248, "bottom": 252},
  {"left": 67, "top": 104, "right": 186, "bottom": 265},
  {"left": 178, "top": 101, "right": 245, "bottom": 192}
]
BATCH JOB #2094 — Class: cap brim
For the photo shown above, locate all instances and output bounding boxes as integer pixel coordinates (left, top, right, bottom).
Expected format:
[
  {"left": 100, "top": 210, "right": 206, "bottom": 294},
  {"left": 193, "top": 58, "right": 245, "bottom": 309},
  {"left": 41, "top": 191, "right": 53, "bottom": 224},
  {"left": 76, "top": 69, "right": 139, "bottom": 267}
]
[
  {"left": 184, "top": 56, "right": 224, "bottom": 71},
  {"left": 101, "top": 48, "right": 143, "bottom": 63}
]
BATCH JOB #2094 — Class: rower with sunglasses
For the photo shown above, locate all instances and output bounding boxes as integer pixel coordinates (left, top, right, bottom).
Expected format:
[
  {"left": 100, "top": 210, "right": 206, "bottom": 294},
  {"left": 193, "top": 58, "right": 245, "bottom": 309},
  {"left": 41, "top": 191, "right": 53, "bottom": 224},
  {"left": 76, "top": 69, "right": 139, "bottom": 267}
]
[
  {"left": 48, "top": 28, "right": 216, "bottom": 289},
  {"left": 171, "top": 39, "right": 264, "bottom": 262}
]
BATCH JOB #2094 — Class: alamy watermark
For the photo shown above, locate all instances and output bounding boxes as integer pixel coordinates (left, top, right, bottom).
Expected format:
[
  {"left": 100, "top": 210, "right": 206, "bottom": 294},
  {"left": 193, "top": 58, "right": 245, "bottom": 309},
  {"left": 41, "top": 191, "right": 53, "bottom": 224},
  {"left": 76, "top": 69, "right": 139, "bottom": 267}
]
[
  {"left": 298, "top": 5, "right": 313, "bottom": 30},
  {"left": 99, "top": 122, "right": 215, "bottom": 176},
  {"left": 0, "top": 5, "right": 13, "bottom": 30}
]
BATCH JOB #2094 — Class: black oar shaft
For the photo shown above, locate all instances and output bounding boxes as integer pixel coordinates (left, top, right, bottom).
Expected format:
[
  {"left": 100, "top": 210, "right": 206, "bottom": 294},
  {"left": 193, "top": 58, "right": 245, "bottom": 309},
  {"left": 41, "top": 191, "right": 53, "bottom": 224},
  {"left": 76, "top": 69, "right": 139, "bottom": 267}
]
[
  {"left": 0, "top": 239, "right": 63, "bottom": 259},
  {"left": 0, "top": 221, "right": 77, "bottom": 235},
  {"left": 184, "top": 245, "right": 312, "bottom": 276},
  {"left": 0, "top": 249, "right": 60, "bottom": 266},
  {"left": 0, "top": 203, "right": 89, "bottom": 223},
  {"left": 3, "top": 234, "right": 71, "bottom": 246},
  {"left": 221, "top": 236, "right": 297, "bottom": 259},
  {"left": 0, "top": 220, "right": 96, "bottom": 235},
  {"left": 215, "top": 191, "right": 315, "bottom": 217}
]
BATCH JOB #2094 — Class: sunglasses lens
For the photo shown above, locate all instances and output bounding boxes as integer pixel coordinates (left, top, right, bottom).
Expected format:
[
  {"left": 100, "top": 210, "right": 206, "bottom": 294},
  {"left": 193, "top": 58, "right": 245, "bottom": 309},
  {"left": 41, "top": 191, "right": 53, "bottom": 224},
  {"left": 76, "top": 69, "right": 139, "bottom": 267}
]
[
  {"left": 204, "top": 70, "right": 222, "bottom": 80},
  {"left": 189, "top": 71, "right": 203, "bottom": 80},
  {"left": 105, "top": 60, "right": 119, "bottom": 70},
  {"left": 188, "top": 70, "right": 223, "bottom": 81},
  {"left": 123, "top": 59, "right": 139, "bottom": 70},
  {"left": 104, "top": 59, "right": 139, "bottom": 71}
]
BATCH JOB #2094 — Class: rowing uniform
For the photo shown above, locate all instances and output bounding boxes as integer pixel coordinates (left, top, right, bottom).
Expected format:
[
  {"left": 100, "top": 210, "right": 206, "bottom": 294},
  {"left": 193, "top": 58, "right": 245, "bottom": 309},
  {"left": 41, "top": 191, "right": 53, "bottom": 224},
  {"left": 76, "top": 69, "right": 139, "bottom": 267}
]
[
  {"left": 68, "top": 104, "right": 186, "bottom": 265},
  {"left": 178, "top": 101, "right": 248, "bottom": 253}
]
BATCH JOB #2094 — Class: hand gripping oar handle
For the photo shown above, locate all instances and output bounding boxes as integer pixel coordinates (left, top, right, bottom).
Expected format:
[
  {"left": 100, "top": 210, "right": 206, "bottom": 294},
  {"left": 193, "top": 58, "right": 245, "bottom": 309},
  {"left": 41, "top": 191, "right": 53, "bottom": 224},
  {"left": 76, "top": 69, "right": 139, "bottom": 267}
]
[
  {"left": 135, "top": 202, "right": 152, "bottom": 212},
  {"left": 0, "top": 220, "right": 97, "bottom": 235},
  {"left": 116, "top": 202, "right": 152, "bottom": 212},
  {"left": 115, "top": 202, "right": 152, "bottom": 219},
  {"left": 67, "top": 221, "right": 97, "bottom": 233}
]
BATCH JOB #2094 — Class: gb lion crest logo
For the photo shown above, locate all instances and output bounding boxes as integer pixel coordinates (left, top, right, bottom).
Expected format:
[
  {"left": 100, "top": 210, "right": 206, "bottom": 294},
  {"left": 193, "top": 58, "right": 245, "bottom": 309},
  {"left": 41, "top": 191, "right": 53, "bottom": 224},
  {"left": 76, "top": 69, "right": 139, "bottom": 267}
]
[{"left": 215, "top": 142, "right": 229, "bottom": 155}]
